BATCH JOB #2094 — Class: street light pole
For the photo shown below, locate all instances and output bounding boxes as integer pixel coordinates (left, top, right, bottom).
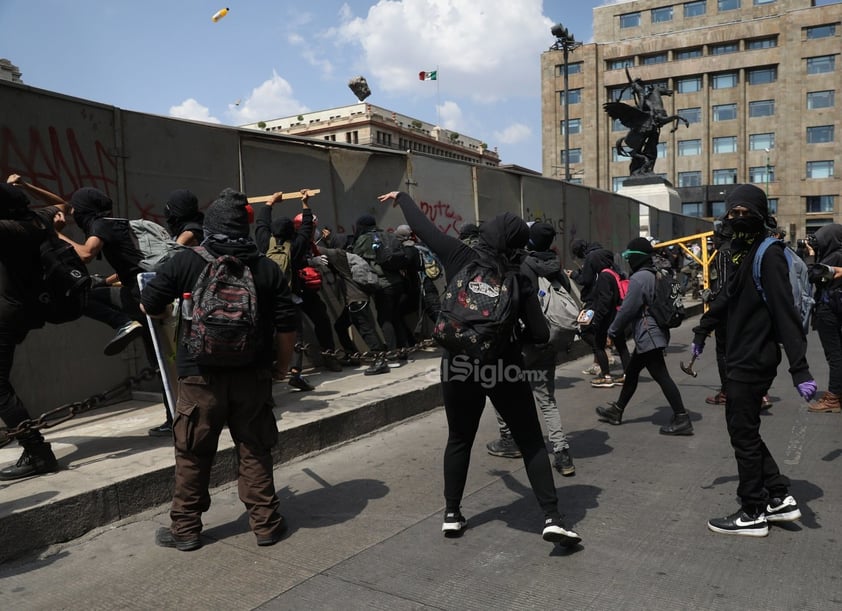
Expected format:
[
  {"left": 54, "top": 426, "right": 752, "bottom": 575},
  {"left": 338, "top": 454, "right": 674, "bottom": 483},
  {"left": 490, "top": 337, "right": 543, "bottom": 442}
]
[
  {"left": 765, "top": 147, "right": 771, "bottom": 195},
  {"left": 550, "top": 23, "right": 582, "bottom": 182}
]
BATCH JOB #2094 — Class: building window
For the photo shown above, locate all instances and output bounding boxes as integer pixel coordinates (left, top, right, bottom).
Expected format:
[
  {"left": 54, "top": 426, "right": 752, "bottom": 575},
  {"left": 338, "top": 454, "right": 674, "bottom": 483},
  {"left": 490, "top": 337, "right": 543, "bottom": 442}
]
[
  {"left": 768, "top": 198, "right": 778, "bottom": 215},
  {"left": 675, "top": 48, "right": 703, "bottom": 60},
  {"left": 619, "top": 12, "right": 641, "bottom": 28},
  {"left": 682, "top": 202, "right": 704, "bottom": 217},
  {"left": 805, "top": 24, "right": 837, "bottom": 40},
  {"left": 679, "top": 171, "right": 702, "bottom": 187},
  {"left": 561, "top": 118, "right": 582, "bottom": 135},
  {"left": 713, "top": 169, "right": 738, "bottom": 184},
  {"left": 608, "top": 85, "right": 634, "bottom": 102},
  {"left": 657, "top": 143, "right": 667, "bottom": 158},
  {"left": 749, "top": 165, "right": 774, "bottom": 183},
  {"left": 807, "top": 125, "right": 834, "bottom": 144},
  {"left": 807, "top": 160, "right": 834, "bottom": 179},
  {"left": 747, "top": 66, "right": 777, "bottom": 85},
  {"left": 713, "top": 136, "right": 737, "bottom": 154},
  {"left": 612, "top": 118, "right": 625, "bottom": 132},
  {"left": 806, "top": 195, "right": 835, "bottom": 213},
  {"left": 713, "top": 103, "right": 737, "bottom": 121},
  {"left": 557, "top": 62, "right": 583, "bottom": 76},
  {"left": 612, "top": 147, "right": 625, "bottom": 162},
  {"left": 711, "top": 201, "right": 726, "bottom": 217},
  {"left": 678, "top": 107, "right": 702, "bottom": 123},
  {"left": 746, "top": 36, "right": 777, "bottom": 49},
  {"left": 676, "top": 76, "right": 702, "bottom": 93},
  {"left": 749, "top": 99, "right": 775, "bottom": 117},
  {"left": 652, "top": 6, "right": 674, "bottom": 22},
  {"left": 718, "top": 0, "right": 740, "bottom": 10},
  {"left": 753, "top": 0, "right": 775, "bottom": 4},
  {"left": 685, "top": 1, "right": 707, "bottom": 17},
  {"left": 807, "top": 90, "right": 835, "bottom": 109},
  {"left": 807, "top": 55, "right": 836, "bottom": 74},
  {"left": 607, "top": 58, "right": 634, "bottom": 71},
  {"left": 561, "top": 88, "right": 582, "bottom": 105},
  {"left": 641, "top": 53, "right": 668, "bottom": 65},
  {"left": 749, "top": 133, "right": 775, "bottom": 150},
  {"left": 561, "top": 148, "right": 582, "bottom": 164},
  {"left": 679, "top": 139, "right": 702, "bottom": 156},
  {"left": 710, "top": 42, "right": 739, "bottom": 55},
  {"left": 612, "top": 176, "right": 630, "bottom": 191},
  {"left": 711, "top": 72, "right": 738, "bottom": 89}
]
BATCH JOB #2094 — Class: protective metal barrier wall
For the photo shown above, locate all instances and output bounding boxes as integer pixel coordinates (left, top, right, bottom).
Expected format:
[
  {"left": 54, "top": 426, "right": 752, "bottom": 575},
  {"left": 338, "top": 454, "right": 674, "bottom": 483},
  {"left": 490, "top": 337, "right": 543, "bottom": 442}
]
[{"left": 0, "top": 80, "right": 710, "bottom": 412}]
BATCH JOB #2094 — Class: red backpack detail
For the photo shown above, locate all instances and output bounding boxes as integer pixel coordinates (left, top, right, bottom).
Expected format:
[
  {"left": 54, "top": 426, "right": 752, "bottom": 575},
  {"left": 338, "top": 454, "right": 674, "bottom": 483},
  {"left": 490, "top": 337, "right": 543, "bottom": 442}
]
[
  {"left": 601, "top": 268, "right": 629, "bottom": 310},
  {"left": 298, "top": 266, "right": 323, "bottom": 291}
]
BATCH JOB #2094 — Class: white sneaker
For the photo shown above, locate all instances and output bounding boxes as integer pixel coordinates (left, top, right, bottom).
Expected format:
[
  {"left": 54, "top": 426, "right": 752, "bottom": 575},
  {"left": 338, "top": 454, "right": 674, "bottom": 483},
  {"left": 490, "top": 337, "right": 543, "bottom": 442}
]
[
  {"left": 766, "top": 495, "right": 801, "bottom": 523},
  {"left": 581, "top": 363, "right": 600, "bottom": 376}
]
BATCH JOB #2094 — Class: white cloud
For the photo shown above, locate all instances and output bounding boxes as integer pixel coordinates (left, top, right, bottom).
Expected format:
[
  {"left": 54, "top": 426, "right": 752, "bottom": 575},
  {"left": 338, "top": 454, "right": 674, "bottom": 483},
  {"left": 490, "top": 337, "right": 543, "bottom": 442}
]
[
  {"left": 169, "top": 99, "right": 221, "bottom": 124},
  {"left": 225, "top": 71, "right": 310, "bottom": 124},
  {"left": 493, "top": 123, "right": 532, "bottom": 145},
  {"left": 437, "top": 100, "right": 463, "bottom": 130},
  {"left": 334, "top": 0, "right": 553, "bottom": 102}
]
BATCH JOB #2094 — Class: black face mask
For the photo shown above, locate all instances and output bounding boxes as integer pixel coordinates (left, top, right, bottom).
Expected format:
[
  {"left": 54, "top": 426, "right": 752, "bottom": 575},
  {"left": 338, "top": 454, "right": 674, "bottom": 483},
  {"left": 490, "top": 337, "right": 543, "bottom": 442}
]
[{"left": 727, "top": 216, "right": 765, "bottom": 236}]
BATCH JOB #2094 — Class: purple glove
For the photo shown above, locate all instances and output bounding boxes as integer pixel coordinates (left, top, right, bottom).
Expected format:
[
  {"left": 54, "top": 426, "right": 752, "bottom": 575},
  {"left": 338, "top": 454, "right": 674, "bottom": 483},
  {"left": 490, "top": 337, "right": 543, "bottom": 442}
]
[
  {"left": 691, "top": 342, "right": 703, "bottom": 358},
  {"left": 798, "top": 380, "right": 817, "bottom": 401}
]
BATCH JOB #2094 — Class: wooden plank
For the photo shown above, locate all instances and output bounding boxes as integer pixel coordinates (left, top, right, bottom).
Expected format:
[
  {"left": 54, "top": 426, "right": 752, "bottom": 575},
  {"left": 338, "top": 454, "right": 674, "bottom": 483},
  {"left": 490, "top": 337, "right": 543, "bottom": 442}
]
[{"left": 247, "top": 189, "right": 320, "bottom": 204}]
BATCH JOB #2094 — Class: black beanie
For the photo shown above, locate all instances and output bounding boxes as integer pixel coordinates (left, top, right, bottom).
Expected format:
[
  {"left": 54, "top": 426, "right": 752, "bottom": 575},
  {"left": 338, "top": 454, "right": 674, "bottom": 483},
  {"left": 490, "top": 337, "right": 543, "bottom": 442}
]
[
  {"left": 725, "top": 184, "right": 768, "bottom": 221},
  {"left": 165, "top": 189, "right": 199, "bottom": 219},
  {"left": 0, "top": 184, "right": 31, "bottom": 218},
  {"left": 528, "top": 222, "right": 556, "bottom": 252},
  {"left": 271, "top": 217, "right": 295, "bottom": 240},
  {"left": 356, "top": 214, "right": 376, "bottom": 231},
  {"left": 203, "top": 188, "right": 250, "bottom": 239},
  {"left": 571, "top": 239, "right": 588, "bottom": 258},
  {"left": 624, "top": 237, "right": 654, "bottom": 271}
]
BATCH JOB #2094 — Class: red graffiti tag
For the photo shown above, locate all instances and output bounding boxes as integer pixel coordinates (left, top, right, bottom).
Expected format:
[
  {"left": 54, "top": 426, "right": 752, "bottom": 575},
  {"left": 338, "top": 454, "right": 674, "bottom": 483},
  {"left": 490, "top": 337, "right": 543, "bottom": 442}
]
[{"left": 418, "top": 199, "right": 464, "bottom": 236}]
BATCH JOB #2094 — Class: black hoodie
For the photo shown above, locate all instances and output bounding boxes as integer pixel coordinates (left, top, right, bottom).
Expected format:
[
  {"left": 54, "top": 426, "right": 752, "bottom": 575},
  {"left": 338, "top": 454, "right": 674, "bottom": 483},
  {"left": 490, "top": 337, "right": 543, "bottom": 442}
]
[
  {"left": 141, "top": 239, "right": 299, "bottom": 375},
  {"left": 812, "top": 223, "right": 842, "bottom": 310},
  {"left": 571, "top": 242, "right": 616, "bottom": 303}
]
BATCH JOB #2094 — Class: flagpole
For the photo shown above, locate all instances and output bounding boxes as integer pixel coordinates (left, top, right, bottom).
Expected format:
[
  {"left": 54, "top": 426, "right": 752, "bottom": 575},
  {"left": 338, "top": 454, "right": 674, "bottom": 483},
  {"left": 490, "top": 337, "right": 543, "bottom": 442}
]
[{"left": 436, "top": 64, "right": 440, "bottom": 127}]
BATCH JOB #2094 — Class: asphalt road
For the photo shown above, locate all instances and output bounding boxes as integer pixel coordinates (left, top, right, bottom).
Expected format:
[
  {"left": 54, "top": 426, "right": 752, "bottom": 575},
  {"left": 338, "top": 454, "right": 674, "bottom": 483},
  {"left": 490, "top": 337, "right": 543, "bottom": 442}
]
[{"left": 2, "top": 318, "right": 841, "bottom": 611}]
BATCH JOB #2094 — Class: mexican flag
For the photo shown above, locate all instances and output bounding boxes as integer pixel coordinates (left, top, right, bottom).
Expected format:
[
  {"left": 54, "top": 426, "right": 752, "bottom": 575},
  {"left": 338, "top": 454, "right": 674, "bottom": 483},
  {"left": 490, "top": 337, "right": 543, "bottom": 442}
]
[{"left": 418, "top": 70, "right": 437, "bottom": 81}]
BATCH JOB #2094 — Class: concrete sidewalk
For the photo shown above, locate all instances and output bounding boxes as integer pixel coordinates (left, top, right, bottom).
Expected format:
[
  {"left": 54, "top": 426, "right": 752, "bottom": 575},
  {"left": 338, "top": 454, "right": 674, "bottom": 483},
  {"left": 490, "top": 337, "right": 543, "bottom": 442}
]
[{"left": 0, "top": 302, "right": 702, "bottom": 564}]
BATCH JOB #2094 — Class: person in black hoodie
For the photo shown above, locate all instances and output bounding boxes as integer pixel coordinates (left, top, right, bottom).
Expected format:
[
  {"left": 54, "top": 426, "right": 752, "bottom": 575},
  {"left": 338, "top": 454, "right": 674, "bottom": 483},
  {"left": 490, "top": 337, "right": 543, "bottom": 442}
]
[
  {"left": 141, "top": 187, "right": 298, "bottom": 551},
  {"left": 485, "top": 222, "right": 577, "bottom": 476},
  {"left": 164, "top": 189, "right": 204, "bottom": 247},
  {"left": 568, "top": 239, "right": 616, "bottom": 304},
  {"left": 805, "top": 223, "right": 842, "bottom": 413},
  {"left": 378, "top": 191, "right": 581, "bottom": 548},
  {"left": 692, "top": 184, "right": 816, "bottom": 537}
]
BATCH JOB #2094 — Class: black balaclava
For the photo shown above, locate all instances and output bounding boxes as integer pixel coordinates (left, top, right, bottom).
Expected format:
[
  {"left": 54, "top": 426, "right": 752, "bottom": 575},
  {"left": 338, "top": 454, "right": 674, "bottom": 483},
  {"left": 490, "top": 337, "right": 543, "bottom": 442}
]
[
  {"left": 476, "top": 212, "right": 529, "bottom": 263},
  {"left": 203, "top": 188, "right": 250, "bottom": 239},
  {"left": 528, "top": 222, "right": 556, "bottom": 252},
  {"left": 355, "top": 214, "right": 377, "bottom": 238},
  {"left": 623, "top": 237, "right": 655, "bottom": 272},
  {"left": 164, "top": 189, "right": 203, "bottom": 237},
  {"left": 70, "top": 187, "right": 113, "bottom": 235},
  {"left": 725, "top": 184, "right": 768, "bottom": 236},
  {"left": 458, "top": 223, "right": 479, "bottom": 242},
  {"left": 0, "top": 184, "right": 31, "bottom": 220},
  {"left": 271, "top": 217, "right": 295, "bottom": 241}
]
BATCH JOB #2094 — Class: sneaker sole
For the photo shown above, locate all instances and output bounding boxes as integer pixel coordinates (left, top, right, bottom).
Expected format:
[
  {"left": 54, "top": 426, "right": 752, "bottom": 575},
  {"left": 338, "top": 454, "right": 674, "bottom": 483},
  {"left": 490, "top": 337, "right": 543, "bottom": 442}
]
[
  {"left": 807, "top": 406, "right": 841, "bottom": 413},
  {"left": 590, "top": 382, "right": 615, "bottom": 388},
  {"left": 542, "top": 528, "right": 581, "bottom": 547},
  {"left": 487, "top": 451, "right": 522, "bottom": 459},
  {"left": 103, "top": 326, "right": 144, "bottom": 356},
  {"left": 766, "top": 508, "right": 802, "bottom": 522},
  {"left": 560, "top": 467, "right": 576, "bottom": 477},
  {"left": 707, "top": 523, "right": 769, "bottom": 537},
  {"left": 442, "top": 523, "right": 466, "bottom": 537},
  {"left": 595, "top": 408, "right": 622, "bottom": 425}
]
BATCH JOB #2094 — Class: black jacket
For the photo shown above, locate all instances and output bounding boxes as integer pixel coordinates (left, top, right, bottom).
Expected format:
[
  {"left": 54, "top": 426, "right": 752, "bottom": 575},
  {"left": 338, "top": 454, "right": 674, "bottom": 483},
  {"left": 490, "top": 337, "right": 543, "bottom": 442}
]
[
  {"left": 571, "top": 243, "right": 616, "bottom": 303},
  {"left": 812, "top": 223, "right": 842, "bottom": 313},
  {"left": 141, "top": 240, "right": 299, "bottom": 376}
]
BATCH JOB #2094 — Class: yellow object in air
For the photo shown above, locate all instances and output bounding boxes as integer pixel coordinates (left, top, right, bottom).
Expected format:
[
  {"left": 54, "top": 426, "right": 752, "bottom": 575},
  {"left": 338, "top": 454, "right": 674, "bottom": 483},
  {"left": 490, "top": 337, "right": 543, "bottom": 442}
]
[{"left": 212, "top": 8, "right": 229, "bottom": 22}]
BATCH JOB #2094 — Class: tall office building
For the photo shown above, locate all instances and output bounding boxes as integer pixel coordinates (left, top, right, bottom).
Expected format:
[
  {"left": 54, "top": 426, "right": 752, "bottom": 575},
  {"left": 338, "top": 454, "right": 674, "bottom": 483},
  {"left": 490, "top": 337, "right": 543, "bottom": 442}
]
[{"left": 541, "top": 0, "right": 842, "bottom": 238}]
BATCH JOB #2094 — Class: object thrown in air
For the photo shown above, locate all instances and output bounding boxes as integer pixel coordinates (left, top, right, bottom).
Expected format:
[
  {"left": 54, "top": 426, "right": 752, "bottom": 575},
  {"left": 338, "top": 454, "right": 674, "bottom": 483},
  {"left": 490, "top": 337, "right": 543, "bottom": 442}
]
[
  {"left": 212, "top": 8, "right": 229, "bottom": 22},
  {"left": 348, "top": 76, "right": 371, "bottom": 102}
]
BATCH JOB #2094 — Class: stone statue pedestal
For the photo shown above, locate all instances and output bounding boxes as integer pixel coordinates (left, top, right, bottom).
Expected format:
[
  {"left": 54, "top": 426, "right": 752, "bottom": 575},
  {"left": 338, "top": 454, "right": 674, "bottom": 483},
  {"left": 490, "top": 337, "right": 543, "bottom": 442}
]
[{"left": 618, "top": 176, "right": 681, "bottom": 237}]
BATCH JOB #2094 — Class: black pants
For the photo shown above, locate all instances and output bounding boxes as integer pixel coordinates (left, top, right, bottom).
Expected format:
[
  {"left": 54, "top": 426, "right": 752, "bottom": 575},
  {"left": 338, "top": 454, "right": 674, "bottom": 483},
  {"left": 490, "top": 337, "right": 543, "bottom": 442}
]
[
  {"left": 714, "top": 322, "right": 727, "bottom": 391},
  {"left": 374, "top": 285, "right": 410, "bottom": 351},
  {"left": 617, "top": 348, "right": 685, "bottom": 415},
  {"left": 814, "top": 305, "right": 842, "bottom": 396},
  {"left": 299, "top": 289, "right": 336, "bottom": 351},
  {"left": 440, "top": 352, "right": 560, "bottom": 519},
  {"left": 0, "top": 324, "right": 45, "bottom": 446},
  {"left": 583, "top": 319, "right": 630, "bottom": 376},
  {"left": 724, "top": 378, "right": 789, "bottom": 511},
  {"left": 333, "top": 301, "right": 387, "bottom": 353}
]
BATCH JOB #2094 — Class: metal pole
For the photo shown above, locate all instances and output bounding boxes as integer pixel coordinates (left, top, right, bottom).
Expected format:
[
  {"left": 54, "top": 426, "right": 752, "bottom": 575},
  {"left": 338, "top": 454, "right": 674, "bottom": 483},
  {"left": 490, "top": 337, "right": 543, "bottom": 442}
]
[{"left": 563, "top": 43, "right": 571, "bottom": 181}]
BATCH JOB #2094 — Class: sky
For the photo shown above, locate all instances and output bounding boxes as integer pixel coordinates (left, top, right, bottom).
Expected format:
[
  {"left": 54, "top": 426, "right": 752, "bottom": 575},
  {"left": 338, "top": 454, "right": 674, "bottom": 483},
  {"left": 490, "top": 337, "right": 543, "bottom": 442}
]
[{"left": 1, "top": 0, "right": 627, "bottom": 172}]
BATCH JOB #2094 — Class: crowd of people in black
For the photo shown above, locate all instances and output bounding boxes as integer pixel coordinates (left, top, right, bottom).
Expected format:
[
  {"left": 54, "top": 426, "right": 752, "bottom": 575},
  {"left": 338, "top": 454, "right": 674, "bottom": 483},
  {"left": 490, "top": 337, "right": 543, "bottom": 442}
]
[{"left": 0, "top": 177, "right": 835, "bottom": 547}]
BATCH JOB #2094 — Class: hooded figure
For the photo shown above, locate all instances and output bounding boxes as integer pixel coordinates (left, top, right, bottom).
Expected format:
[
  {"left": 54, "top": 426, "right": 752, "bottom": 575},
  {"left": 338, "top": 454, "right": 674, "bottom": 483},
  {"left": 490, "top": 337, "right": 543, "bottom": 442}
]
[
  {"left": 164, "top": 189, "right": 204, "bottom": 242},
  {"left": 202, "top": 188, "right": 261, "bottom": 262},
  {"left": 808, "top": 223, "right": 842, "bottom": 414},
  {"left": 475, "top": 211, "right": 529, "bottom": 265},
  {"left": 570, "top": 239, "right": 617, "bottom": 303},
  {"left": 458, "top": 222, "right": 480, "bottom": 246},
  {"left": 0, "top": 183, "right": 31, "bottom": 220},
  {"left": 70, "top": 187, "right": 113, "bottom": 236}
]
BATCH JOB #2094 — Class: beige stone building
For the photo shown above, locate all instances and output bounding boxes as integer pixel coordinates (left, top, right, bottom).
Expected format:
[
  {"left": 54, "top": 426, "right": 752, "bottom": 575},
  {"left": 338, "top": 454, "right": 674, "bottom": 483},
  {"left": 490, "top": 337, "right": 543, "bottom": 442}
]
[
  {"left": 242, "top": 103, "right": 500, "bottom": 168},
  {"left": 0, "top": 59, "right": 22, "bottom": 83},
  {"left": 541, "top": 0, "right": 842, "bottom": 238}
]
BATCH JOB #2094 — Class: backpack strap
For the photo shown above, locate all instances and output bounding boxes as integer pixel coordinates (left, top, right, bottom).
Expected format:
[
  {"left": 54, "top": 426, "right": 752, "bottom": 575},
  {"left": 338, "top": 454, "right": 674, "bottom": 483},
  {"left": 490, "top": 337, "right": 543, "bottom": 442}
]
[
  {"left": 192, "top": 245, "right": 216, "bottom": 264},
  {"left": 751, "top": 236, "right": 781, "bottom": 302}
]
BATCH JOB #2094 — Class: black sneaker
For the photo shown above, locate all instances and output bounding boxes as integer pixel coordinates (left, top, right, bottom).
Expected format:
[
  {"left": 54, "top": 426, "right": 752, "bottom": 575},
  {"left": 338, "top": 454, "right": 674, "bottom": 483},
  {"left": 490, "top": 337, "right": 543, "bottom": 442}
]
[
  {"left": 256, "top": 515, "right": 289, "bottom": 546},
  {"left": 596, "top": 402, "right": 624, "bottom": 425},
  {"left": 364, "top": 357, "right": 390, "bottom": 376},
  {"left": 766, "top": 495, "right": 801, "bottom": 523},
  {"left": 154, "top": 527, "right": 202, "bottom": 551},
  {"left": 707, "top": 508, "right": 768, "bottom": 537},
  {"left": 442, "top": 510, "right": 467, "bottom": 537},
  {"left": 542, "top": 516, "right": 581, "bottom": 547},
  {"left": 0, "top": 443, "right": 59, "bottom": 481},
  {"left": 148, "top": 422, "right": 173, "bottom": 437},
  {"left": 103, "top": 320, "right": 144, "bottom": 356},
  {"left": 554, "top": 449, "right": 575, "bottom": 477},
  {"left": 288, "top": 374, "right": 315, "bottom": 392},
  {"left": 322, "top": 354, "right": 343, "bottom": 372},
  {"left": 486, "top": 436, "right": 522, "bottom": 458},
  {"left": 659, "top": 412, "right": 694, "bottom": 436}
]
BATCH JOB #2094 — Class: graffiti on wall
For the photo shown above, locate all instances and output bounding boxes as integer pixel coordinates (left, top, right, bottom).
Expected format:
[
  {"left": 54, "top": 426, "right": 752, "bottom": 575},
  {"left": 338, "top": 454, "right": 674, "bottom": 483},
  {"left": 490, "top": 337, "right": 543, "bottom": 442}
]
[{"left": 417, "top": 199, "right": 464, "bottom": 236}]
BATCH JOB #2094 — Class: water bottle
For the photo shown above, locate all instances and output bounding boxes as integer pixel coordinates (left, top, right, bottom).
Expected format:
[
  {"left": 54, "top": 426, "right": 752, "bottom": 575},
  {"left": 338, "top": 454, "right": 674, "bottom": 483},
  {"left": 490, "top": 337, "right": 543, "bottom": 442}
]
[
  {"left": 181, "top": 292, "right": 193, "bottom": 320},
  {"left": 372, "top": 233, "right": 381, "bottom": 251}
]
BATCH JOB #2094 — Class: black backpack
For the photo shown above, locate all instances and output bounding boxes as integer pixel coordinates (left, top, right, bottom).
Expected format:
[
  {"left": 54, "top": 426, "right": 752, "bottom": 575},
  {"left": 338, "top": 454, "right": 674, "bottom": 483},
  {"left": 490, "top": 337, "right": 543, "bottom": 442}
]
[
  {"left": 433, "top": 256, "right": 520, "bottom": 363},
  {"left": 371, "top": 231, "right": 409, "bottom": 271},
  {"left": 36, "top": 229, "right": 91, "bottom": 324},
  {"left": 646, "top": 267, "right": 685, "bottom": 329}
]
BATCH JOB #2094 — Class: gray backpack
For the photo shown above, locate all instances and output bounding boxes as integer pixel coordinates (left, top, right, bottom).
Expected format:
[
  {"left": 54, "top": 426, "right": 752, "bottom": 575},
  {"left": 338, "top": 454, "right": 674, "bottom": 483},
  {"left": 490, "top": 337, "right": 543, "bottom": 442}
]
[{"left": 130, "top": 219, "right": 184, "bottom": 271}]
